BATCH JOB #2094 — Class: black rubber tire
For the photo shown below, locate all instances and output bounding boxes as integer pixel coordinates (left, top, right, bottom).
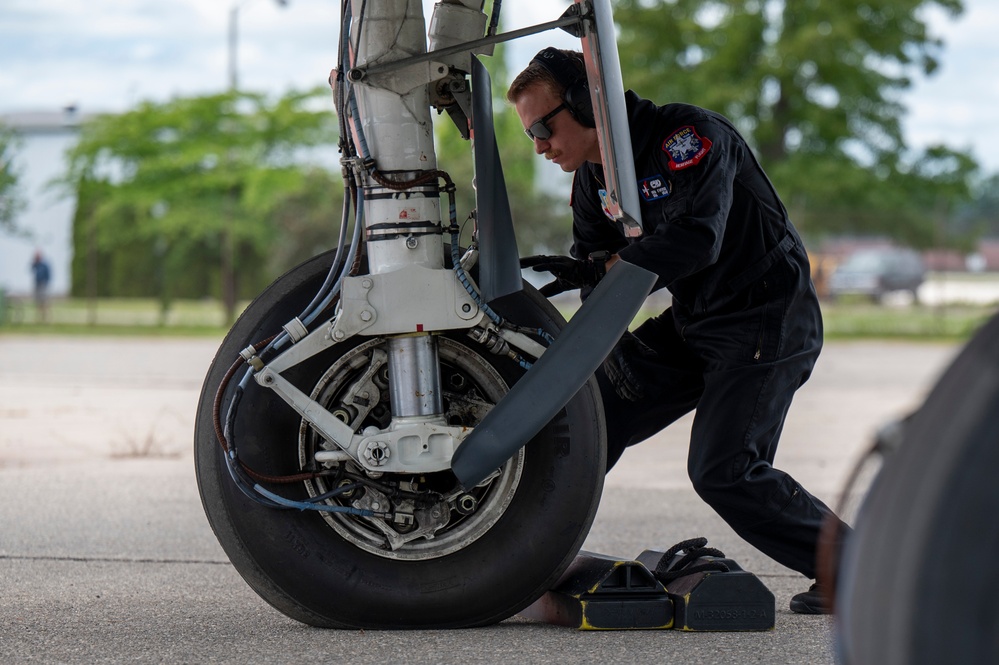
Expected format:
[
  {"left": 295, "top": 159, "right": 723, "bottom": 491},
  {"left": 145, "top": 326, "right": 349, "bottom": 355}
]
[
  {"left": 194, "top": 250, "right": 606, "bottom": 628},
  {"left": 836, "top": 312, "right": 999, "bottom": 664}
]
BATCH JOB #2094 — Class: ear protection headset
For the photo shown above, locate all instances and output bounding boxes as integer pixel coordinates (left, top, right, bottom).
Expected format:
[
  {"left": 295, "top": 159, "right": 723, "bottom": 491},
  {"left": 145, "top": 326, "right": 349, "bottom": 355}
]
[{"left": 530, "top": 47, "right": 595, "bottom": 128}]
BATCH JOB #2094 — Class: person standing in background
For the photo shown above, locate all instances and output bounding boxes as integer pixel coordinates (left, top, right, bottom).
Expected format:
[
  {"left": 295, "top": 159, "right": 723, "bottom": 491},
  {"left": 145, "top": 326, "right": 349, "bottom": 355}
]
[{"left": 30, "top": 250, "right": 51, "bottom": 323}]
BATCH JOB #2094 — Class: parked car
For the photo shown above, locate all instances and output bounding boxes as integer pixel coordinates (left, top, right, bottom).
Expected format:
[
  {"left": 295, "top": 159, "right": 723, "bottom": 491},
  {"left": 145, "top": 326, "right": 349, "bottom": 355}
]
[{"left": 828, "top": 247, "right": 926, "bottom": 303}]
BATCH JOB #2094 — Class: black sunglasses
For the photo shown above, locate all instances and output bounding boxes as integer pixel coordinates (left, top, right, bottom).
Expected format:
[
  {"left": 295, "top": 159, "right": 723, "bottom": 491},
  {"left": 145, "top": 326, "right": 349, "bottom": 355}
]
[{"left": 524, "top": 103, "right": 567, "bottom": 141}]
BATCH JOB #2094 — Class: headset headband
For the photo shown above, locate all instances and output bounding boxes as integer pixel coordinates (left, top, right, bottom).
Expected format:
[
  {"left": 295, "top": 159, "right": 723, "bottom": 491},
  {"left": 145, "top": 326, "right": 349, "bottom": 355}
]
[
  {"left": 531, "top": 47, "right": 585, "bottom": 90},
  {"left": 529, "top": 48, "right": 595, "bottom": 128}
]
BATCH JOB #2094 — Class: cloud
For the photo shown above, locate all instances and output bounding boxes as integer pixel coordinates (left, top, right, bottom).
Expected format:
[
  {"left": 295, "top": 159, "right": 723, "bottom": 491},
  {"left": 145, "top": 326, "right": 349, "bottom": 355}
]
[{"left": 902, "top": 0, "right": 999, "bottom": 169}]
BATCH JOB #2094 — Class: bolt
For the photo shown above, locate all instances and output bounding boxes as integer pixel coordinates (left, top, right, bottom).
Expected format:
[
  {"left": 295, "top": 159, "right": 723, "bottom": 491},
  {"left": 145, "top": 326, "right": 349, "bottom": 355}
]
[
  {"left": 456, "top": 494, "right": 478, "bottom": 515},
  {"left": 334, "top": 330, "right": 345, "bottom": 340},
  {"left": 360, "top": 310, "right": 373, "bottom": 322},
  {"left": 461, "top": 303, "right": 472, "bottom": 313},
  {"left": 406, "top": 236, "right": 419, "bottom": 249},
  {"left": 362, "top": 441, "right": 390, "bottom": 467},
  {"left": 361, "top": 278, "right": 373, "bottom": 289}
]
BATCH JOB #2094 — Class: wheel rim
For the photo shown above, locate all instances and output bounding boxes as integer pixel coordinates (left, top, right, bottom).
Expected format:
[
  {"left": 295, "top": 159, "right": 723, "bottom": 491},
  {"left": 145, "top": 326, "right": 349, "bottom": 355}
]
[{"left": 298, "top": 336, "right": 524, "bottom": 560}]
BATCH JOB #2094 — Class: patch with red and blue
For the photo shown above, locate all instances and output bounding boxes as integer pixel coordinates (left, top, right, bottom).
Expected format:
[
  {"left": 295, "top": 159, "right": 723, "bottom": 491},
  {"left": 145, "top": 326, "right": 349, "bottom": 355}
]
[
  {"left": 639, "top": 175, "right": 670, "bottom": 201},
  {"left": 662, "top": 125, "right": 712, "bottom": 170},
  {"left": 598, "top": 188, "right": 616, "bottom": 221}
]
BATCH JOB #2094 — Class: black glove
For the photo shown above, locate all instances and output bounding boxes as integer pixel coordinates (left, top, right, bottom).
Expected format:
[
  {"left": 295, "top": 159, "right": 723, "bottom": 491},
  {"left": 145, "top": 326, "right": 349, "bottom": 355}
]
[
  {"left": 520, "top": 252, "right": 609, "bottom": 297},
  {"left": 601, "top": 332, "right": 656, "bottom": 402}
]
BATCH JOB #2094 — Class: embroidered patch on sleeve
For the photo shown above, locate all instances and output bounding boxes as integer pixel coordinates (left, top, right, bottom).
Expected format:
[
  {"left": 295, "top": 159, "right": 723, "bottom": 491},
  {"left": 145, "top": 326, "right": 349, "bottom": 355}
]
[
  {"left": 662, "top": 125, "right": 712, "bottom": 171},
  {"left": 639, "top": 175, "right": 671, "bottom": 201},
  {"left": 597, "top": 188, "right": 616, "bottom": 221}
]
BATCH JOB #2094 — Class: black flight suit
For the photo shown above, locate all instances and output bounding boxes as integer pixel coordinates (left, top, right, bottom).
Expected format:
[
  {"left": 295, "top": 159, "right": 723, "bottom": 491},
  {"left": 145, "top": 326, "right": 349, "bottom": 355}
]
[{"left": 571, "top": 91, "right": 838, "bottom": 579}]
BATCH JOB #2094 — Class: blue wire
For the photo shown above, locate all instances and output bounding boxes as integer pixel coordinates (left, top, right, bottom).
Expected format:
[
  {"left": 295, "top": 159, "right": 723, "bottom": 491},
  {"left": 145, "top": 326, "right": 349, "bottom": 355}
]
[
  {"left": 252, "top": 483, "right": 379, "bottom": 516},
  {"left": 223, "top": 449, "right": 284, "bottom": 509},
  {"left": 448, "top": 225, "right": 536, "bottom": 370},
  {"left": 301, "top": 186, "right": 365, "bottom": 328},
  {"left": 449, "top": 227, "right": 502, "bottom": 326}
]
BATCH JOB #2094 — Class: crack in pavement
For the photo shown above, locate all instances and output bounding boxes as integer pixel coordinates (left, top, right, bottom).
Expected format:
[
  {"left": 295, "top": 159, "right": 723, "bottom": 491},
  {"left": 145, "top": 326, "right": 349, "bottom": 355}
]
[{"left": 0, "top": 554, "right": 230, "bottom": 566}]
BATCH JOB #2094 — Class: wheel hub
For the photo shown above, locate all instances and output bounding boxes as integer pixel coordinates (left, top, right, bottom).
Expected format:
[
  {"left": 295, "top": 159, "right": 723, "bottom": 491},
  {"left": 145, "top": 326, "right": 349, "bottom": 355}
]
[{"left": 298, "top": 337, "right": 524, "bottom": 560}]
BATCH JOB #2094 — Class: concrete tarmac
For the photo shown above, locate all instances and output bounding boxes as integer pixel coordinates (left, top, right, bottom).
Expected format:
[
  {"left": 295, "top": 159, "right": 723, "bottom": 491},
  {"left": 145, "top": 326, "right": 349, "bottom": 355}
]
[{"left": 0, "top": 334, "right": 961, "bottom": 664}]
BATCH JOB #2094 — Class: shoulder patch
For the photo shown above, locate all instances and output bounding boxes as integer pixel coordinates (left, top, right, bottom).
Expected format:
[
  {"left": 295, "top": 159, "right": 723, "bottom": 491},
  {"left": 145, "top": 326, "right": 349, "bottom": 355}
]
[
  {"left": 639, "top": 175, "right": 670, "bottom": 201},
  {"left": 597, "top": 188, "right": 616, "bottom": 221},
  {"left": 662, "top": 125, "right": 712, "bottom": 171}
]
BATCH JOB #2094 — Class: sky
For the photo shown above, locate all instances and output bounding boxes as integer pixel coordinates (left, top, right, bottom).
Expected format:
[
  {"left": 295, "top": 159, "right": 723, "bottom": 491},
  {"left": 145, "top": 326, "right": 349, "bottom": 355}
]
[{"left": 1, "top": 0, "right": 998, "bottom": 172}]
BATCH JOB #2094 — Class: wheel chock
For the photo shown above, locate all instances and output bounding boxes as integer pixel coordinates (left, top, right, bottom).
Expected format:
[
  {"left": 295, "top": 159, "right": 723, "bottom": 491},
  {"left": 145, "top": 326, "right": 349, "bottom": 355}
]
[
  {"left": 519, "top": 551, "right": 674, "bottom": 630},
  {"left": 636, "top": 548, "right": 775, "bottom": 631}
]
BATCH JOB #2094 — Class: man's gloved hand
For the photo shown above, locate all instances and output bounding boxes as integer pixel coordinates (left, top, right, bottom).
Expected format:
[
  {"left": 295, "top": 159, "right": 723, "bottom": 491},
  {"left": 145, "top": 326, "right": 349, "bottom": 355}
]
[
  {"left": 602, "top": 332, "right": 656, "bottom": 402},
  {"left": 520, "top": 252, "right": 609, "bottom": 297}
]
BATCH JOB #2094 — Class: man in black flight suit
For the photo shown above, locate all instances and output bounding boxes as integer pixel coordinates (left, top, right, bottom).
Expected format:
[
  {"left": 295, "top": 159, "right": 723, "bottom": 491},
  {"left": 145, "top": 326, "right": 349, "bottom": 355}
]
[{"left": 508, "top": 47, "right": 845, "bottom": 614}]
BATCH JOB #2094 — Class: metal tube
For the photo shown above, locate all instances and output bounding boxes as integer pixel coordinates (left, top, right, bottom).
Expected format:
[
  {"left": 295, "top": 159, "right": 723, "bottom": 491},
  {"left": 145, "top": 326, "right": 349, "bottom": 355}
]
[
  {"left": 348, "top": 0, "right": 446, "bottom": 275},
  {"left": 348, "top": 10, "right": 585, "bottom": 81},
  {"left": 387, "top": 335, "right": 444, "bottom": 417},
  {"left": 347, "top": 0, "right": 447, "bottom": 424}
]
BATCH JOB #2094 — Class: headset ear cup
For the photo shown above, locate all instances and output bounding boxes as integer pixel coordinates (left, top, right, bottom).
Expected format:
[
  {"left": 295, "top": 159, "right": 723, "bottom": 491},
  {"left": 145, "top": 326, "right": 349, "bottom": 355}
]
[{"left": 564, "top": 79, "right": 595, "bottom": 128}]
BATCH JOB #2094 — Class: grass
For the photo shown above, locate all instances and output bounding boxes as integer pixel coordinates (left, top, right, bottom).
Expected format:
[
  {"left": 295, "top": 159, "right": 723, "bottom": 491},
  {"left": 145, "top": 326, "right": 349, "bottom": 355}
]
[
  {"left": 0, "top": 296, "right": 240, "bottom": 337},
  {"left": 2, "top": 294, "right": 997, "bottom": 342},
  {"left": 819, "top": 302, "right": 996, "bottom": 340},
  {"left": 567, "top": 298, "right": 997, "bottom": 342}
]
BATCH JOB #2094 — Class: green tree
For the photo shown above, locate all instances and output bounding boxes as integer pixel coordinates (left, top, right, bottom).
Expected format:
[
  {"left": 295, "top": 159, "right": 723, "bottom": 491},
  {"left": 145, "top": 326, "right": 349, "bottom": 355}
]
[
  {"left": 613, "top": 0, "right": 978, "bottom": 248},
  {"left": 953, "top": 173, "right": 999, "bottom": 241},
  {"left": 60, "top": 88, "right": 340, "bottom": 322},
  {"left": 0, "top": 124, "right": 25, "bottom": 236}
]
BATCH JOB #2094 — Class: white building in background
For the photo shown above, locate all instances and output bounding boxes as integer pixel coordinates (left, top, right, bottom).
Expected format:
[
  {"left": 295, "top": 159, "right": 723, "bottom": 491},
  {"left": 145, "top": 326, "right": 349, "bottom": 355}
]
[{"left": 0, "top": 108, "right": 92, "bottom": 297}]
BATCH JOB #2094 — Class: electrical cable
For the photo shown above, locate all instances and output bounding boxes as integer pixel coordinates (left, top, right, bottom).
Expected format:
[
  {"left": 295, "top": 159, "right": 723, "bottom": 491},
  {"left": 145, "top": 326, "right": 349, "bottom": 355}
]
[
  {"left": 487, "top": 0, "right": 503, "bottom": 36},
  {"left": 252, "top": 483, "right": 384, "bottom": 516},
  {"left": 449, "top": 225, "right": 501, "bottom": 327},
  {"left": 300, "top": 186, "right": 364, "bottom": 328}
]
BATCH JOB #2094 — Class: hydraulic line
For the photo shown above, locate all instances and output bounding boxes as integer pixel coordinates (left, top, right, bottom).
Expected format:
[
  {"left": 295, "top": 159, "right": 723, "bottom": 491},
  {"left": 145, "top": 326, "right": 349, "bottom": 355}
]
[
  {"left": 487, "top": 0, "right": 502, "bottom": 36},
  {"left": 291, "top": 187, "right": 353, "bottom": 327},
  {"left": 253, "top": 483, "right": 388, "bottom": 516},
  {"left": 448, "top": 224, "right": 501, "bottom": 327},
  {"left": 297, "top": 184, "right": 365, "bottom": 329},
  {"left": 447, "top": 226, "right": 533, "bottom": 371}
]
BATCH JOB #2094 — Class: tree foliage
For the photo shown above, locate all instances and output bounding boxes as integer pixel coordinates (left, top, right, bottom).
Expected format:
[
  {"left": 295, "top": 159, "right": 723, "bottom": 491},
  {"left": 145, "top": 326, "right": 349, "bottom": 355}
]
[
  {"left": 954, "top": 173, "right": 999, "bottom": 242},
  {"left": 0, "top": 124, "right": 25, "bottom": 236},
  {"left": 61, "top": 51, "right": 567, "bottom": 320},
  {"left": 60, "top": 88, "right": 342, "bottom": 320},
  {"left": 613, "top": 0, "right": 979, "bottom": 249}
]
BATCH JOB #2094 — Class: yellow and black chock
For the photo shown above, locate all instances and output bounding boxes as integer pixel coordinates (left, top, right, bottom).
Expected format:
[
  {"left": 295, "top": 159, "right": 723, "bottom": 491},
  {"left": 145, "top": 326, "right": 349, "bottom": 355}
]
[{"left": 520, "top": 539, "right": 775, "bottom": 632}]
